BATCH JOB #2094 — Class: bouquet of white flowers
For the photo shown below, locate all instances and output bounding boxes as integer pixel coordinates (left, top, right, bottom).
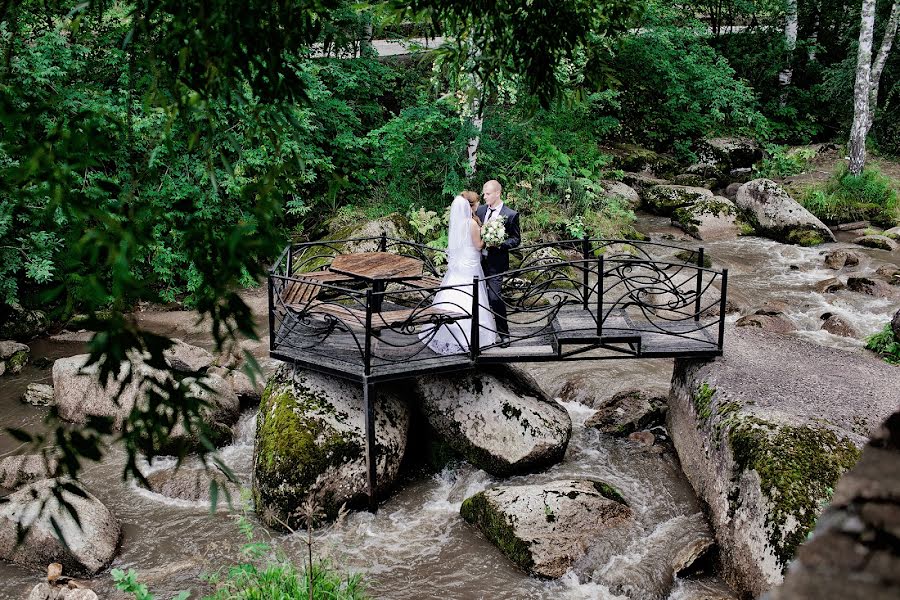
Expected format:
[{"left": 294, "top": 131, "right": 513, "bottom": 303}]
[{"left": 481, "top": 216, "right": 507, "bottom": 248}]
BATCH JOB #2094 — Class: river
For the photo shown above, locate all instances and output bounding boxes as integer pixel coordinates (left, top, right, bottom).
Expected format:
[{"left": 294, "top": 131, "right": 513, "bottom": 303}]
[{"left": 1, "top": 214, "right": 896, "bottom": 599}]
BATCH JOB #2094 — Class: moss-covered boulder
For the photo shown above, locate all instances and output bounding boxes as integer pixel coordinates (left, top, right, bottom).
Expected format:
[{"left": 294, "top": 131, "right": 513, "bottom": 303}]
[
  {"left": 0, "top": 340, "right": 29, "bottom": 376},
  {"left": 600, "top": 180, "right": 641, "bottom": 209},
  {"left": 695, "top": 137, "right": 762, "bottom": 172},
  {"left": 672, "top": 195, "right": 742, "bottom": 241},
  {"left": 643, "top": 185, "right": 714, "bottom": 217},
  {"left": 412, "top": 365, "right": 571, "bottom": 476},
  {"left": 853, "top": 234, "right": 899, "bottom": 252},
  {"left": 668, "top": 327, "right": 898, "bottom": 596},
  {"left": 0, "top": 304, "right": 47, "bottom": 340},
  {"left": 253, "top": 366, "right": 409, "bottom": 527},
  {"left": 768, "top": 410, "right": 900, "bottom": 600},
  {"left": 606, "top": 143, "right": 677, "bottom": 176},
  {"left": 460, "top": 479, "right": 632, "bottom": 578},
  {"left": 735, "top": 179, "right": 835, "bottom": 246}
]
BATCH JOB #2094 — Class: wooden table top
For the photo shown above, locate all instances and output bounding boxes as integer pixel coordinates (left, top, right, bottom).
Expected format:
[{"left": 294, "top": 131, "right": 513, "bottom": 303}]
[{"left": 330, "top": 252, "right": 424, "bottom": 282}]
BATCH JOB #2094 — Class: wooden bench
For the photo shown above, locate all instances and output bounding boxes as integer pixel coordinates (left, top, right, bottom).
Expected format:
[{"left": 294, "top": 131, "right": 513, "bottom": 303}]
[
  {"left": 282, "top": 271, "right": 355, "bottom": 305},
  {"left": 396, "top": 275, "right": 443, "bottom": 291},
  {"left": 297, "top": 302, "right": 466, "bottom": 333}
]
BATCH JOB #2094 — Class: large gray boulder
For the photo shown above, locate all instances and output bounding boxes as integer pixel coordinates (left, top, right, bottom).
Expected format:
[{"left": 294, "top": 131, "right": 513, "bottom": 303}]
[
  {"left": 853, "top": 235, "right": 899, "bottom": 252},
  {"left": 643, "top": 185, "right": 714, "bottom": 217},
  {"left": 668, "top": 327, "right": 898, "bottom": 597},
  {"left": 600, "top": 180, "right": 641, "bottom": 209},
  {"left": 52, "top": 354, "right": 239, "bottom": 449},
  {"left": 0, "top": 304, "right": 47, "bottom": 340},
  {"left": 27, "top": 584, "right": 99, "bottom": 600},
  {"left": 696, "top": 137, "right": 763, "bottom": 172},
  {"left": 0, "top": 479, "right": 121, "bottom": 576},
  {"left": 253, "top": 366, "right": 410, "bottom": 528},
  {"left": 0, "top": 340, "right": 29, "bottom": 375},
  {"left": 0, "top": 454, "right": 57, "bottom": 489},
  {"left": 586, "top": 389, "right": 667, "bottom": 436},
  {"left": 892, "top": 308, "right": 900, "bottom": 341},
  {"left": 460, "top": 480, "right": 632, "bottom": 578},
  {"left": 146, "top": 466, "right": 240, "bottom": 505},
  {"left": 672, "top": 196, "right": 742, "bottom": 241},
  {"left": 412, "top": 366, "right": 571, "bottom": 476},
  {"left": 767, "top": 411, "right": 900, "bottom": 600},
  {"left": 735, "top": 179, "right": 835, "bottom": 246},
  {"left": 164, "top": 338, "right": 214, "bottom": 373}
]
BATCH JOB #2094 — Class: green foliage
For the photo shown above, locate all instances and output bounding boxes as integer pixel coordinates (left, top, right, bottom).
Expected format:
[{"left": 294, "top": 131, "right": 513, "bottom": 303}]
[
  {"left": 865, "top": 323, "right": 900, "bottom": 365},
  {"left": 802, "top": 165, "right": 899, "bottom": 226},
  {"left": 613, "top": 4, "right": 766, "bottom": 155},
  {"left": 755, "top": 144, "right": 817, "bottom": 178}
]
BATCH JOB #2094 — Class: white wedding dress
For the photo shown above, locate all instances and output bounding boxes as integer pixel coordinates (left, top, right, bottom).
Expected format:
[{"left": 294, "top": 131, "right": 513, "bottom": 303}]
[{"left": 420, "top": 196, "right": 497, "bottom": 355}]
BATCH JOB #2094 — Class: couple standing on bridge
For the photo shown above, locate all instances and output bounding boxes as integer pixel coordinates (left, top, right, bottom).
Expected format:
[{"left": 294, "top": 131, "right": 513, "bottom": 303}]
[{"left": 421, "top": 180, "right": 521, "bottom": 354}]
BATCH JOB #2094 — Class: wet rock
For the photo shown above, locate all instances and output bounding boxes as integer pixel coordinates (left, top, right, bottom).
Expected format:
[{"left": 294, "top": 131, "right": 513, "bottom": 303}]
[
  {"left": 0, "top": 340, "right": 30, "bottom": 375},
  {"left": 164, "top": 338, "right": 214, "bottom": 373},
  {"left": 835, "top": 221, "right": 871, "bottom": 232},
  {"left": 226, "top": 368, "right": 263, "bottom": 406},
  {"left": 23, "top": 383, "right": 54, "bottom": 406},
  {"left": 27, "top": 583, "right": 99, "bottom": 600},
  {"left": 735, "top": 314, "right": 796, "bottom": 333},
  {"left": 146, "top": 466, "right": 240, "bottom": 504},
  {"left": 674, "top": 173, "right": 718, "bottom": 189},
  {"left": 672, "top": 196, "right": 741, "bottom": 241},
  {"left": 735, "top": 179, "right": 835, "bottom": 246},
  {"left": 0, "top": 479, "right": 121, "bottom": 576},
  {"left": 753, "top": 300, "right": 789, "bottom": 316},
  {"left": 460, "top": 479, "right": 632, "bottom": 578},
  {"left": 0, "top": 304, "right": 47, "bottom": 340},
  {"left": 52, "top": 355, "right": 239, "bottom": 449},
  {"left": 724, "top": 182, "right": 743, "bottom": 200},
  {"left": 599, "top": 512, "right": 716, "bottom": 597},
  {"left": 767, "top": 410, "right": 900, "bottom": 600},
  {"left": 669, "top": 327, "right": 898, "bottom": 596},
  {"left": 0, "top": 454, "right": 57, "bottom": 489},
  {"left": 853, "top": 235, "right": 899, "bottom": 252},
  {"left": 883, "top": 226, "right": 900, "bottom": 240},
  {"left": 847, "top": 276, "right": 898, "bottom": 299},
  {"left": 253, "top": 366, "right": 409, "bottom": 527},
  {"left": 669, "top": 578, "right": 739, "bottom": 600},
  {"left": 413, "top": 365, "right": 571, "bottom": 476},
  {"left": 820, "top": 314, "right": 858, "bottom": 338},
  {"left": 875, "top": 264, "right": 899, "bottom": 281},
  {"left": 824, "top": 249, "right": 862, "bottom": 270},
  {"left": 166, "top": 374, "right": 240, "bottom": 452},
  {"left": 621, "top": 172, "right": 671, "bottom": 191},
  {"left": 607, "top": 143, "right": 677, "bottom": 175},
  {"left": 643, "top": 185, "right": 714, "bottom": 217},
  {"left": 815, "top": 277, "right": 845, "bottom": 293},
  {"left": 892, "top": 309, "right": 900, "bottom": 342},
  {"left": 729, "top": 167, "right": 753, "bottom": 184},
  {"left": 601, "top": 180, "right": 641, "bottom": 209},
  {"left": 628, "top": 430, "right": 656, "bottom": 446},
  {"left": 586, "top": 389, "right": 667, "bottom": 436}
]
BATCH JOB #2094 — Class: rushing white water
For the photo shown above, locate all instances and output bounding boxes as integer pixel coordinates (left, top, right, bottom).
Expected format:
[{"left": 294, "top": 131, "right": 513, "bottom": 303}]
[{"left": 1, "top": 215, "right": 896, "bottom": 599}]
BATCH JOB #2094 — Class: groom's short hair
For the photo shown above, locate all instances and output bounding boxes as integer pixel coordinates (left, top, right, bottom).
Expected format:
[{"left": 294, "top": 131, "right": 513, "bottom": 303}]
[{"left": 484, "top": 180, "right": 502, "bottom": 194}]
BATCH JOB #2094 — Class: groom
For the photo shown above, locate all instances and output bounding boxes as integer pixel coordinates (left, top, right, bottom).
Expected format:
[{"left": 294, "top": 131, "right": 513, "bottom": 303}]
[{"left": 476, "top": 180, "right": 521, "bottom": 346}]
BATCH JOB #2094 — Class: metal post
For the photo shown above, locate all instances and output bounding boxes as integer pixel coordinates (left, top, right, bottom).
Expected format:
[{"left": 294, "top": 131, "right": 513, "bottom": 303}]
[
  {"left": 364, "top": 290, "right": 373, "bottom": 376},
  {"left": 582, "top": 236, "right": 590, "bottom": 310},
  {"left": 379, "top": 231, "right": 387, "bottom": 252},
  {"left": 471, "top": 277, "right": 480, "bottom": 361},
  {"left": 694, "top": 248, "right": 704, "bottom": 321},
  {"left": 718, "top": 269, "right": 728, "bottom": 350},
  {"left": 286, "top": 245, "right": 293, "bottom": 276},
  {"left": 363, "top": 379, "right": 377, "bottom": 512},
  {"left": 597, "top": 256, "right": 604, "bottom": 337},
  {"left": 268, "top": 275, "right": 276, "bottom": 352}
]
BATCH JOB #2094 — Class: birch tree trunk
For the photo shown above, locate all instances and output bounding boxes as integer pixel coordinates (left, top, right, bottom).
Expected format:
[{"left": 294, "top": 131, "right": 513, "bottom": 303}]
[
  {"left": 867, "top": 1, "right": 900, "bottom": 133},
  {"left": 848, "top": 0, "right": 877, "bottom": 176},
  {"left": 778, "top": 0, "right": 799, "bottom": 89},
  {"left": 466, "top": 89, "right": 484, "bottom": 174}
]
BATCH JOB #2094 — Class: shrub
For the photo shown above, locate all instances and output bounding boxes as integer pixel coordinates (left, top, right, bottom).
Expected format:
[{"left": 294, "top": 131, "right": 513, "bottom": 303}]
[
  {"left": 802, "top": 166, "right": 899, "bottom": 226},
  {"left": 865, "top": 323, "right": 900, "bottom": 365},
  {"left": 755, "top": 145, "right": 816, "bottom": 179}
]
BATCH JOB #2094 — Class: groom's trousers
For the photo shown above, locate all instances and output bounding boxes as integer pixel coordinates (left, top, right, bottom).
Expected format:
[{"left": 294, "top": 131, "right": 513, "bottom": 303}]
[{"left": 484, "top": 275, "right": 509, "bottom": 337}]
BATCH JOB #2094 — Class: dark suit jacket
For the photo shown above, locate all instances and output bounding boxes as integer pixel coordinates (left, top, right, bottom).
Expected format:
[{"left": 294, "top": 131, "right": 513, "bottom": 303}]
[{"left": 476, "top": 203, "right": 521, "bottom": 274}]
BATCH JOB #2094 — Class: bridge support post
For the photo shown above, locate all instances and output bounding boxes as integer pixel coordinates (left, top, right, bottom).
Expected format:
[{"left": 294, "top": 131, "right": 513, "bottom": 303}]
[
  {"left": 363, "top": 378, "right": 378, "bottom": 512},
  {"left": 471, "top": 277, "right": 480, "bottom": 360},
  {"left": 694, "top": 247, "right": 704, "bottom": 321},
  {"left": 597, "top": 256, "right": 604, "bottom": 337},
  {"left": 581, "top": 236, "right": 590, "bottom": 310}
]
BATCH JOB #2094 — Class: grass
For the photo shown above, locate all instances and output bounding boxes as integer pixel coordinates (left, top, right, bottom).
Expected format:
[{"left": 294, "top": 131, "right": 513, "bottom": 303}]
[{"left": 802, "top": 165, "right": 899, "bottom": 227}]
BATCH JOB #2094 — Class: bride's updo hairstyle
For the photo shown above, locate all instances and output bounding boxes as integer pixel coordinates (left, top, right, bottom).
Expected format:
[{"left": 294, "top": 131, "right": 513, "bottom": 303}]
[{"left": 460, "top": 190, "right": 479, "bottom": 212}]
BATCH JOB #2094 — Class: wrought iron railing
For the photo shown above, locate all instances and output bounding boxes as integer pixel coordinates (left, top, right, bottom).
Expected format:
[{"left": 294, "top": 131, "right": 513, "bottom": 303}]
[{"left": 269, "top": 236, "right": 727, "bottom": 379}]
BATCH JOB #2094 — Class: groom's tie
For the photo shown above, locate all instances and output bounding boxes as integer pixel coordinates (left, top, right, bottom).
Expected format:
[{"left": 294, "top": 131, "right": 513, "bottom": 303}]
[{"left": 487, "top": 207, "right": 496, "bottom": 222}]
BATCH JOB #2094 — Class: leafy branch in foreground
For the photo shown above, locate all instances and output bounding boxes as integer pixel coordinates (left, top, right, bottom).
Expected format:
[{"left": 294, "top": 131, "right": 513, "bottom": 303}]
[{"left": 866, "top": 323, "right": 900, "bottom": 365}]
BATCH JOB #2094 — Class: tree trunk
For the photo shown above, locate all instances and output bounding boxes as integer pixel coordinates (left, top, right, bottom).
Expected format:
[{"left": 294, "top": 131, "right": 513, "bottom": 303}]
[
  {"left": 808, "top": 8, "right": 820, "bottom": 61},
  {"left": 779, "top": 0, "right": 799, "bottom": 89},
  {"left": 867, "top": 1, "right": 900, "bottom": 133},
  {"left": 466, "top": 85, "right": 484, "bottom": 174},
  {"left": 848, "top": 0, "right": 877, "bottom": 176}
]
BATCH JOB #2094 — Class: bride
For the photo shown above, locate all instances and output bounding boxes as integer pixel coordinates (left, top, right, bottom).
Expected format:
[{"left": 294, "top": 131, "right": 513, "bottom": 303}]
[{"left": 420, "top": 193, "right": 497, "bottom": 354}]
